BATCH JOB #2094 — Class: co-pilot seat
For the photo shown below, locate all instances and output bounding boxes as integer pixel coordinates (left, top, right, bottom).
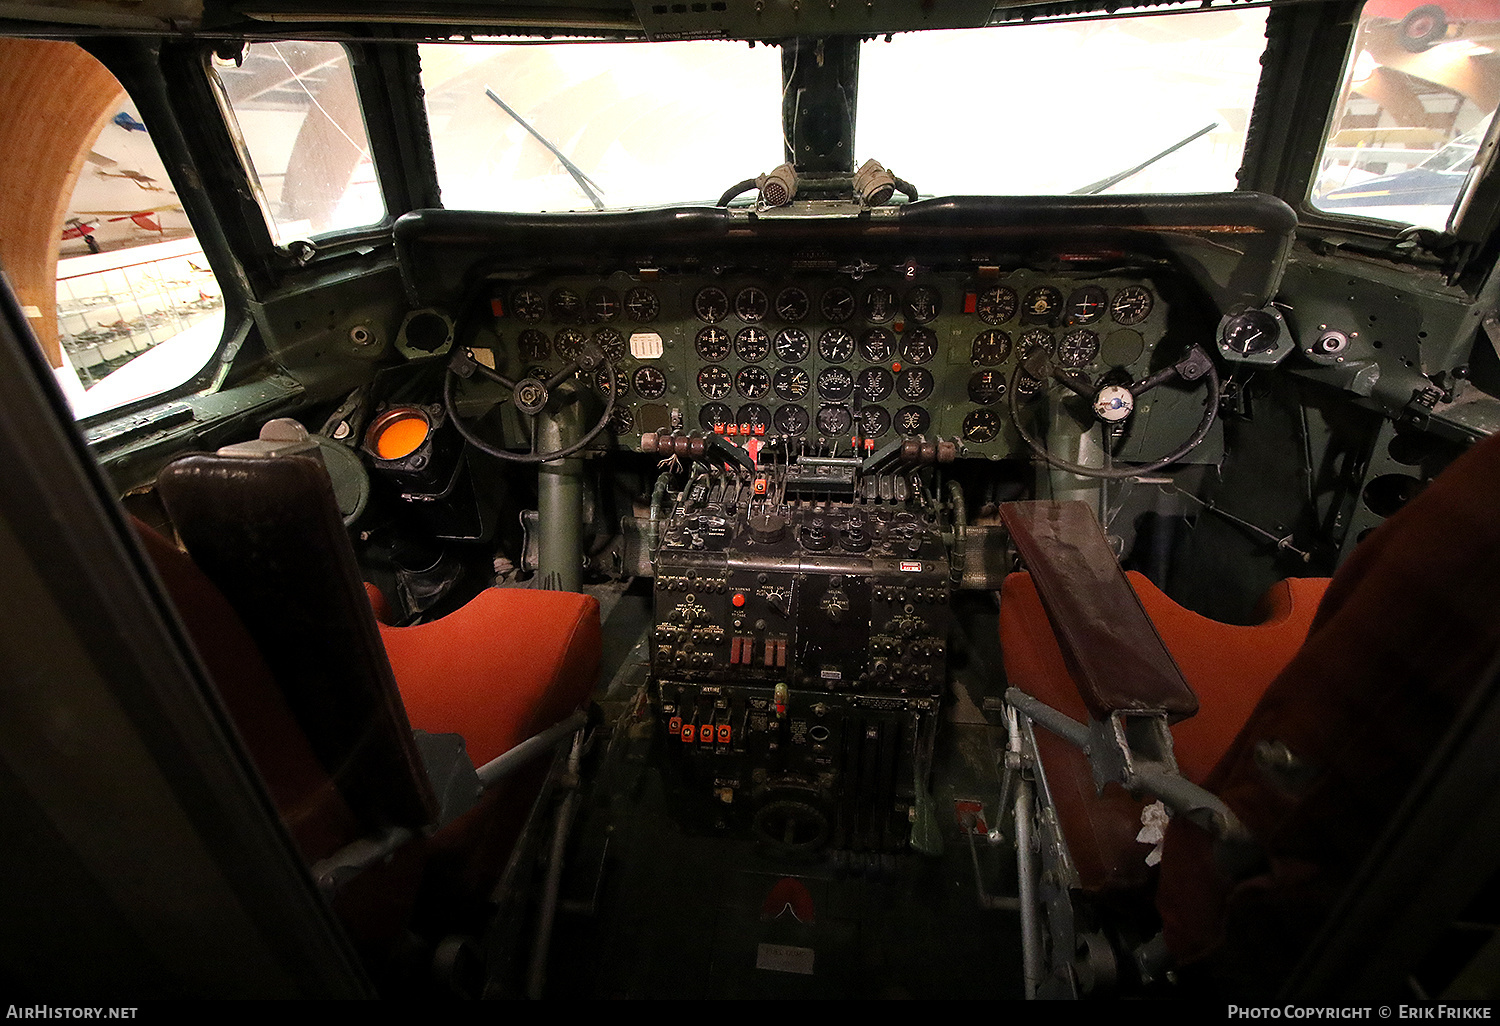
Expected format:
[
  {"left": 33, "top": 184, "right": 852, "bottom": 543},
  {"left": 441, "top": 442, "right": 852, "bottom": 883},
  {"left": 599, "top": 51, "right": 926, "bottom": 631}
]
[
  {"left": 998, "top": 428, "right": 1500, "bottom": 993},
  {"left": 147, "top": 425, "right": 601, "bottom": 956}
]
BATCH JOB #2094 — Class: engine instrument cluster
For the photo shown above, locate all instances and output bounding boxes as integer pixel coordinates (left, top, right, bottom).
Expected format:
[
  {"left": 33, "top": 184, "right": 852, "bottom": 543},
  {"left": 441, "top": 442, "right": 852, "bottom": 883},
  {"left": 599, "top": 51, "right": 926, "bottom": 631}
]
[{"left": 489, "top": 270, "right": 1169, "bottom": 458}]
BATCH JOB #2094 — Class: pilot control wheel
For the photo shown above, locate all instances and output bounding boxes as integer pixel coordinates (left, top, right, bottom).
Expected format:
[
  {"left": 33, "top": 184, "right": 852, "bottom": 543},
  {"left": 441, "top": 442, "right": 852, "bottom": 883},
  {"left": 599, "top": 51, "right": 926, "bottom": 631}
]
[{"left": 1008, "top": 345, "right": 1220, "bottom": 480}]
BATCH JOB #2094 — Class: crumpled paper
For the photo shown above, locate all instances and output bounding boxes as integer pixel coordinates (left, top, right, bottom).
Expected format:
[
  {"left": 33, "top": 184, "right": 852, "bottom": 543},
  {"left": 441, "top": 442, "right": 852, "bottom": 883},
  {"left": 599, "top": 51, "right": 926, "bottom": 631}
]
[{"left": 1137, "top": 800, "right": 1170, "bottom": 867}]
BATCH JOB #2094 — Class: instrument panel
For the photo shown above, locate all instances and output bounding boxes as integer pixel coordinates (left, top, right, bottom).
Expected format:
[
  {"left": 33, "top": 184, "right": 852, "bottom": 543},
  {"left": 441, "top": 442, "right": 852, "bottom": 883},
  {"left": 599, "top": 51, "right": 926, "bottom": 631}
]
[{"left": 488, "top": 269, "right": 1169, "bottom": 458}]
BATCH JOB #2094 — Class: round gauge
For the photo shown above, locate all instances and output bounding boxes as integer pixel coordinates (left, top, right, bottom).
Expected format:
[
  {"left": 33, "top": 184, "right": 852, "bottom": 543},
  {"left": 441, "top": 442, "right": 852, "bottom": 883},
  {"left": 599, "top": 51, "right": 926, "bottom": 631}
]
[
  {"left": 774, "top": 327, "right": 810, "bottom": 363},
  {"left": 821, "top": 286, "right": 856, "bottom": 324},
  {"left": 856, "top": 366, "right": 894, "bottom": 403},
  {"left": 817, "top": 366, "right": 855, "bottom": 401},
  {"left": 774, "top": 287, "right": 811, "bottom": 323},
  {"left": 694, "top": 286, "right": 730, "bottom": 323},
  {"left": 1019, "top": 328, "right": 1055, "bottom": 360},
  {"left": 525, "top": 365, "right": 549, "bottom": 381},
  {"left": 735, "top": 286, "right": 770, "bottom": 323},
  {"left": 1022, "top": 286, "right": 1063, "bottom": 325},
  {"left": 554, "top": 328, "right": 587, "bottom": 360},
  {"left": 513, "top": 289, "right": 545, "bottom": 323},
  {"left": 896, "top": 405, "right": 931, "bottom": 435},
  {"left": 905, "top": 286, "right": 941, "bottom": 324},
  {"left": 859, "top": 405, "right": 892, "bottom": 439},
  {"left": 699, "top": 402, "right": 734, "bottom": 431},
  {"left": 1066, "top": 286, "right": 1108, "bottom": 325},
  {"left": 697, "top": 365, "right": 733, "bottom": 400},
  {"left": 1016, "top": 369, "right": 1045, "bottom": 400},
  {"left": 816, "top": 404, "right": 852, "bottom": 436},
  {"left": 739, "top": 403, "right": 772, "bottom": 432},
  {"left": 864, "top": 286, "right": 897, "bottom": 323},
  {"left": 587, "top": 287, "right": 620, "bottom": 323},
  {"left": 897, "top": 367, "right": 934, "bottom": 402},
  {"left": 962, "top": 409, "right": 1002, "bottom": 443},
  {"left": 1058, "top": 329, "right": 1100, "bottom": 368},
  {"left": 977, "top": 286, "right": 1018, "bottom": 325},
  {"left": 518, "top": 329, "right": 550, "bottom": 361},
  {"left": 775, "top": 404, "right": 810, "bottom": 436},
  {"left": 971, "top": 329, "right": 1012, "bottom": 366},
  {"left": 608, "top": 405, "right": 635, "bottom": 434},
  {"left": 1221, "top": 308, "right": 1281, "bottom": 355},
  {"left": 550, "top": 288, "right": 584, "bottom": 322},
  {"left": 901, "top": 327, "right": 938, "bottom": 365},
  {"left": 736, "top": 365, "right": 771, "bottom": 399},
  {"left": 596, "top": 368, "right": 630, "bottom": 397},
  {"left": 1110, "top": 286, "right": 1153, "bottom": 325},
  {"left": 633, "top": 366, "right": 668, "bottom": 399},
  {"left": 818, "top": 327, "right": 856, "bottom": 363},
  {"left": 968, "top": 370, "right": 1008, "bottom": 405},
  {"left": 773, "top": 365, "right": 810, "bottom": 401},
  {"left": 735, "top": 326, "right": 770, "bottom": 363},
  {"left": 860, "top": 328, "right": 897, "bottom": 363},
  {"left": 625, "top": 286, "right": 659, "bottom": 323},
  {"left": 593, "top": 327, "right": 626, "bottom": 362},
  {"left": 695, "top": 325, "right": 731, "bottom": 361}
]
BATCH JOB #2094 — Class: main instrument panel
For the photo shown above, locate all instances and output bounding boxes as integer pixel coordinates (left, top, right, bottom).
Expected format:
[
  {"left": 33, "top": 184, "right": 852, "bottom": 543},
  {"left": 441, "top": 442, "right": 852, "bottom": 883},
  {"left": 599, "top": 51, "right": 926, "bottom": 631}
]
[{"left": 487, "top": 269, "right": 1169, "bottom": 458}]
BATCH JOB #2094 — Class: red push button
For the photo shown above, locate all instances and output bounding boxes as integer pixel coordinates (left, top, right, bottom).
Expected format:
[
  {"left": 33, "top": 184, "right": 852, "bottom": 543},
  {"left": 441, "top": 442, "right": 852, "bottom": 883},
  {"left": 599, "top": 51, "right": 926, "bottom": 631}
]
[{"left": 732, "top": 593, "right": 746, "bottom": 608}]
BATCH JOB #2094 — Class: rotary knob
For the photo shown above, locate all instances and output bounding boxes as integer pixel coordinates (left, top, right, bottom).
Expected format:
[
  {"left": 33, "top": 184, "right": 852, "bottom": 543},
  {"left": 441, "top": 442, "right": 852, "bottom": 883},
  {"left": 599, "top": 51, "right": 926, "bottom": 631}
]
[{"left": 748, "top": 512, "right": 787, "bottom": 544}]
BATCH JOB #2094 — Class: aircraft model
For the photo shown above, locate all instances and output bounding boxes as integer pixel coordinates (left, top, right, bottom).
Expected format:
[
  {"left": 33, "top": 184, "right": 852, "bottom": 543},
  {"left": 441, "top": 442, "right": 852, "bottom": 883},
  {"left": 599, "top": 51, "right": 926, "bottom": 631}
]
[{"left": 1, "top": 0, "right": 1500, "bottom": 1005}]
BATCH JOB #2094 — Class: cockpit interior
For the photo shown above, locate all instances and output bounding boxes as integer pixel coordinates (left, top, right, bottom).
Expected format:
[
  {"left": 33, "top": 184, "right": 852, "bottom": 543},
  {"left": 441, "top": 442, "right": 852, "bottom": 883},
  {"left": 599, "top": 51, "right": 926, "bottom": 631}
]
[{"left": 3, "top": 0, "right": 1500, "bottom": 1003}]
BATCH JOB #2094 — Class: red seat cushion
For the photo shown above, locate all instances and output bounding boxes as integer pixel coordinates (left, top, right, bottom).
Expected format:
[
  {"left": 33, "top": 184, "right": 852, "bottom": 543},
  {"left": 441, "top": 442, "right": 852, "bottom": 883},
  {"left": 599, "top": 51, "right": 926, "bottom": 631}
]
[
  {"left": 368, "top": 586, "right": 601, "bottom": 767},
  {"left": 1000, "top": 570, "right": 1329, "bottom": 892}
]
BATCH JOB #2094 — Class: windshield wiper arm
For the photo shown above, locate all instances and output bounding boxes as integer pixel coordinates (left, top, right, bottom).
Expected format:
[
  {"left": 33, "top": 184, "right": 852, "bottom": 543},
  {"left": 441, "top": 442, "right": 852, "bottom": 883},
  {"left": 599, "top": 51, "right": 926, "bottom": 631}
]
[
  {"left": 485, "top": 86, "right": 605, "bottom": 211},
  {"left": 1071, "top": 122, "right": 1218, "bottom": 197}
]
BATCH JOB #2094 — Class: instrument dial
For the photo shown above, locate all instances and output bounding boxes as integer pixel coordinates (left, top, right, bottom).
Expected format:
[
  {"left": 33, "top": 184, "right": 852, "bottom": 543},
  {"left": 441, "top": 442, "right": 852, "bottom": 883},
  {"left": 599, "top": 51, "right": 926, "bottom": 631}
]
[
  {"left": 816, "top": 404, "right": 852, "bottom": 436},
  {"left": 817, "top": 366, "right": 855, "bottom": 401},
  {"left": 773, "top": 365, "right": 810, "bottom": 401},
  {"left": 513, "top": 289, "right": 545, "bottom": 323},
  {"left": 901, "top": 327, "right": 938, "bottom": 365},
  {"left": 856, "top": 366, "right": 894, "bottom": 403},
  {"left": 1019, "top": 329, "right": 1055, "bottom": 360},
  {"left": 896, "top": 405, "right": 930, "bottom": 435},
  {"left": 735, "top": 286, "right": 769, "bottom": 323},
  {"left": 962, "top": 409, "right": 1002, "bottom": 443},
  {"left": 625, "top": 286, "right": 659, "bottom": 322},
  {"left": 518, "top": 329, "right": 550, "bottom": 361},
  {"left": 864, "top": 286, "right": 897, "bottom": 323},
  {"left": 592, "top": 327, "right": 626, "bottom": 363},
  {"left": 735, "top": 326, "right": 770, "bottom": 363},
  {"left": 860, "top": 328, "right": 897, "bottom": 363},
  {"left": 1067, "top": 286, "right": 1108, "bottom": 325},
  {"left": 608, "top": 405, "right": 634, "bottom": 434},
  {"left": 775, "top": 287, "right": 811, "bottom": 323},
  {"left": 821, "top": 286, "right": 856, "bottom": 324},
  {"left": 905, "top": 286, "right": 941, "bottom": 324},
  {"left": 977, "top": 286, "right": 1018, "bottom": 325},
  {"left": 1221, "top": 308, "right": 1281, "bottom": 355},
  {"left": 968, "top": 370, "right": 1008, "bottom": 405},
  {"left": 549, "top": 287, "right": 584, "bottom": 322},
  {"left": 1110, "top": 286, "right": 1154, "bottom": 325},
  {"left": 695, "top": 325, "right": 731, "bottom": 361},
  {"left": 897, "top": 367, "right": 934, "bottom": 402},
  {"left": 587, "top": 287, "right": 620, "bottom": 322},
  {"left": 1058, "top": 329, "right": 1100, "bottom": 368},
  {"left": 633, "top": 366, "right": 667, "bottom": 399},
  {"left": 699, "top": 402, "right": 734, "bottom": 431},
  {"left": 554, "top": 328, "right": 587, "bottom": 360},
  {"left": 1022, "top": 286, "right": 1063, "bottom": 325},
  {"left": 971, "top": 329, "right": 1012, "bottom": 365},
  {"left": 596, "top": 368, "right": 630, "bottom": 397},
  {"left": 697, "top": 365, "right": 733, "bottom": 400},
  {"left": 774, "top": 328, "right": 810, "bottom": 363},
  {"left": 774, "top": 404, "right": 810, "bottom": 436},
  {"left": 818, "top": 327, "right": 856, "bottom": 363},
  {"left": 859, "top": 405, "right": 891, "bottom": 439},
  {"left": 694, "top": 286, "right": 730, "bottom": 323},
  {"left": 738, "top": 403, "right": 771, "bottom": 432},
  {"left": 1016, "top": 369, "right": 1045, "bottom": 400},
  {"left": 735, "top": 365, "right": 771, "bottom": 399}
]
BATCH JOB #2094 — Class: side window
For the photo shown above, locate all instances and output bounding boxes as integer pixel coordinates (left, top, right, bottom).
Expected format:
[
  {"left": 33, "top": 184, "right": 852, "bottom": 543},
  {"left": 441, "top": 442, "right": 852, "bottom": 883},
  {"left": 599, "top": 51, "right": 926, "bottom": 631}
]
[
  {"left": 1312, "top": 2, "right": 1500, "bottom": 230},
  {"left": 0, "top": 39, "right": 224, "bottom": 420},
  {"left": 210, "top": 41, "right": 384, "bottom": 244}
]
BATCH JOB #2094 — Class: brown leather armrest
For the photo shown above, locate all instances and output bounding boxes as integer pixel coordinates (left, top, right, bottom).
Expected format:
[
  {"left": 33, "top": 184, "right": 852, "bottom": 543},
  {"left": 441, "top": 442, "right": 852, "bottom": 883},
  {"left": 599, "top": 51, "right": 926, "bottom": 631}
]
[{"left": 1000, "top": 500, "right": 1198, "bottom": 723}]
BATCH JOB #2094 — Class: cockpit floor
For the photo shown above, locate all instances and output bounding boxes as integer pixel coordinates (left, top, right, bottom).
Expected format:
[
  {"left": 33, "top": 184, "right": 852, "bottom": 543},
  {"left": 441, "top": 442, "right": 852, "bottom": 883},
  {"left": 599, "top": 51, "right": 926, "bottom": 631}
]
[{"left": 518, "top": 584, "right": 1023, "bottom": 999}]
